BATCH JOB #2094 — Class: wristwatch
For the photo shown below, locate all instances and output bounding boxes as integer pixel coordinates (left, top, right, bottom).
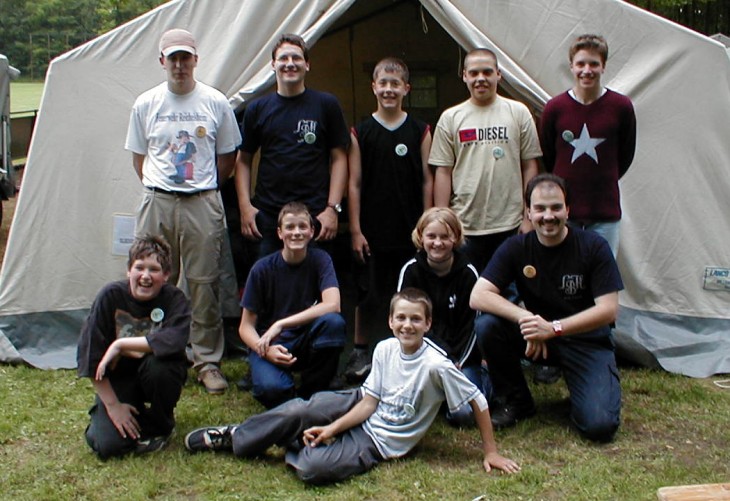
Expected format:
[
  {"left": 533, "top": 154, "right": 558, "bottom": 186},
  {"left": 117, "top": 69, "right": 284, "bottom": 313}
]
[
  {"left": 327, "top": 202, "right": 342, "bottom": 213},
  {"left": 552, "top": 320, "right": 564, "bottom": 337}
]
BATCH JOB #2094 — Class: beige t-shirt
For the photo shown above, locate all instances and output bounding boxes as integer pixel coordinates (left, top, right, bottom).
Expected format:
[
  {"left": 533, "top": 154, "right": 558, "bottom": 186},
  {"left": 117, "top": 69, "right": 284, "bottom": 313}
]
[{"left": 429, "top": 96, "right": 541, "bottom": 235}]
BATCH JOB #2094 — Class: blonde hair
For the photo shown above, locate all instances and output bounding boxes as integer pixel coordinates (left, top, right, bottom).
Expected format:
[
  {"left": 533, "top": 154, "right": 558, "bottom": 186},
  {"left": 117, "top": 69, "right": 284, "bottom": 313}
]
[
  {"left": 411, "top": 207, "right": 465, "bottom": 250},
  {"left": 389, "top": 288, "right": 432, "bottom": 321}
]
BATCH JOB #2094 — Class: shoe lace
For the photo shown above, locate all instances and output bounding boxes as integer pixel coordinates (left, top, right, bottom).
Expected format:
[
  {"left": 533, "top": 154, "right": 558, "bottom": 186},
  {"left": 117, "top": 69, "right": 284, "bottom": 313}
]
[{"left": 205, "top": 428, "right": 231, "bottom": 448}]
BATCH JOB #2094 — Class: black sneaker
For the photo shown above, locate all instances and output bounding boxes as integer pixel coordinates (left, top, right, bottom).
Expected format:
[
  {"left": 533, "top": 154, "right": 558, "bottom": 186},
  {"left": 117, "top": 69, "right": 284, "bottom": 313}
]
[
  {"left": 534, "top": 365, "right": 561, "bottom": 384},
  {"left": 343, "top": 348, "right": 371, "bottom": 383},
  {"left": 490, "top": 405, "right": 536, "bottom": 429},
  {"left": 184, "top": 426, "right": 234, "bottom": 453},
  {"left": 135, "top": 434, "right": 171, "bottom": 455}
]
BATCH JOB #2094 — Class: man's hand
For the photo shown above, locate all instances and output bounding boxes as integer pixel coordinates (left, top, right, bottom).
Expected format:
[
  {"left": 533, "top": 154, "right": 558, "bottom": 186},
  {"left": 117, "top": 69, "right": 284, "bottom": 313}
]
[
  {"left": 241, "top": 205, "right": 262, "bottom": 240},
  {"left": 525, "top": 339, "right": 549, "bottom": 360},
  {"left": 351, "top": 232, "right": 370, "bottom": 263},
  {"left": 255, "top": 323, "right": 282, "bottom": 357},
  {"left": 483, "top": 451, "right": 521, "bottom": 474},
  {"left": 106, "top": 401, "right": 141, "bottom": 439},
  {"left": 316, "top": 208, "right": 338, "bottom": 241},
  {"left": 302, "top": 424, "right": 336, "bottom": 447},
  {"left": 518, "top": 314, "right": 554, "bottom": 342},
  {"left": 264, "top": 344, "right": 297, "bottom": 367}
]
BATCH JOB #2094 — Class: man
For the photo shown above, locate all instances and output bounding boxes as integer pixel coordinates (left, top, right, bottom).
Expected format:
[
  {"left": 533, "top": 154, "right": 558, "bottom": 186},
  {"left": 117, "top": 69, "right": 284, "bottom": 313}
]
[
  {"left": 470, "top": 174, "right": 623, "bottom": 442},
  {"left": 235, "top": 33, "right": 350, "bottom": 258},
  {"left": 125, "top": 28, "right": 242, "bottom": 394},
  {"left": 430, "top": 48, "right": 541, "bottom": 274},
  {"left": 540, "top": 34, "right": 636, "bottom": 256}
]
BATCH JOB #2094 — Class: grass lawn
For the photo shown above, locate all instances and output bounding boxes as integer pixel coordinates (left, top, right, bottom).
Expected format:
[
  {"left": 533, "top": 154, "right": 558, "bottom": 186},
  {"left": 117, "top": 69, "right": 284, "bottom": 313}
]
[
  {"left": 0, "top": 358, "right": 728, "bottom": 500},
  {"left": 10, "top": 81, "right": 44, "bottom": 114}
]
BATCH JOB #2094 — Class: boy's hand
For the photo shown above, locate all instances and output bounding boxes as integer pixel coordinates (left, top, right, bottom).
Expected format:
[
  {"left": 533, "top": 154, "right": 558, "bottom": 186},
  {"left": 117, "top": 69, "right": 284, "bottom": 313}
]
[
  {"left": 256, "top": 324, "right": 282, "bottom": 357},
  {"left": 107, "top": 401, "right": 141, "bottom": 440},
  {"left": 483, "top": 451, "right": 520, "bottom": 474},
  {"left": 95, "top": 341, "right": 122, "bottom": 380},
  {"left": 302, "top": 425, "right": 335, "bottom": 447},
  {"left": 351, "top": 232, "right": 371, "bottom": 263},
  {"left": 316, "top": 208, "right": 338, "bottom": 241},
  {"left": 241, "top": 205, "right": 262, "bottom": 240},
  {"left": 265, "top": 344, "right": 297, "bottom": 367}
]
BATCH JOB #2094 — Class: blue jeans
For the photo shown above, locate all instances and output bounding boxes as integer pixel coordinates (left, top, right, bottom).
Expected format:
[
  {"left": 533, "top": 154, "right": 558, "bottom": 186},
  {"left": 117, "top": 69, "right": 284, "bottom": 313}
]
[
  {"left": 248, "top": 313, "right": 346, "bottom": 409},
  {"left": 570, "top": 220, "right": 620, "bottom": 257},
  {"left": 445, "top": 361, "right": 493, "bottom": 427},
  {"left": 478, "top": 314, "right": 622, "bottom": 442}
]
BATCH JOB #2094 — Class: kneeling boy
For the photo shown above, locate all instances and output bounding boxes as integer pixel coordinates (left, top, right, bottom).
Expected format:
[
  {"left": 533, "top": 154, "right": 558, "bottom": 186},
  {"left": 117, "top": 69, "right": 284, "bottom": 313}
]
[
  {"left": 185, "top": 288, "right": 519, "bottom": 484},
  {"left": 77, "top": 235, "right": 191, "bottom": 458},
  {"left": 239, "top": 201, "right": 346, "bottom": 409}
]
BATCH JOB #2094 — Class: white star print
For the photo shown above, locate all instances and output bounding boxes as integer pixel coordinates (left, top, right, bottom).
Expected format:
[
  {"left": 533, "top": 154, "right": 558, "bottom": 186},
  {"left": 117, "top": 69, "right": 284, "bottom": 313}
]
[{"left": 570, "top": 123, "right": 605, "bottom": 163}]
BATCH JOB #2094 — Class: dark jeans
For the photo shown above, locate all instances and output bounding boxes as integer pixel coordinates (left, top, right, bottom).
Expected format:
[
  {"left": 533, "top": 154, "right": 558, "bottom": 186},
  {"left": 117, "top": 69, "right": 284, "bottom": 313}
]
[
  {"left": 477, "top": 314, "right": 622, "bottom": 442},
  {"left": 248, "top": 312, "right": 346, "bottom": 409},
  {"left": 462, "top": 228, "right": 517, "bottom": 274},
  {"left": 84, "top": 355, "right": 187, "bottom": 459}
]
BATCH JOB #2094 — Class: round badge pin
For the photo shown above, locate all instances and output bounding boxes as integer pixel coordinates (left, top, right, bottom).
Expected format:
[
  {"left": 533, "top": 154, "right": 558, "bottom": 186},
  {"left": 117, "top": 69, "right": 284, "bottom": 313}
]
[
  {"left": 195, "top": 126, "right": 207, "bottom": 138},
  {"left": 523, "top": 265, "right": 537, "bottom": 279},
  {"left": 395, "top": 143, "right": 408, "bottom": 156},
  {"left": 561, "top": 130, "right": 574, "bottom": 142},
  {"left": 404, "top": 403, "right": 416, "bottom": 417},
  {"left": 304, "top": 132, "right": 317, "bottom": 144},
  {"left": 492, "top": 146, "right": 504, "bottom": 159},
  {"left": 151, "top": 308, "right": 165, "bottom": 323}
]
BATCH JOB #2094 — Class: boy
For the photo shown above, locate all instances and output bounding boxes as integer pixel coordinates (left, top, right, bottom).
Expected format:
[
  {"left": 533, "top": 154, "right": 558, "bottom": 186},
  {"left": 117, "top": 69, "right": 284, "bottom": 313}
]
[
  {"left": 539, "top": 34, "right": 636, "bottom": 255},
  {"left": 239, "top": 201, "right": 346, "bottom": 409},
  {"left": 185, "top": 288, "right": 518, "bottom": 484},
  {"left": 344, "top": 57, "right": 433, "bottom": 382},
  {"left": 77, "top": 235, "right": 191, "bottom": 459}
]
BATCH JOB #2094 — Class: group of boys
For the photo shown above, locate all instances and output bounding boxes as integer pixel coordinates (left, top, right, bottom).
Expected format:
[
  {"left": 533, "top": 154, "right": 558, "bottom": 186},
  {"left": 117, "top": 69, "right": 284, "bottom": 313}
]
[{"left": 76, "top": 27, "right": 634, "bottom": 483}]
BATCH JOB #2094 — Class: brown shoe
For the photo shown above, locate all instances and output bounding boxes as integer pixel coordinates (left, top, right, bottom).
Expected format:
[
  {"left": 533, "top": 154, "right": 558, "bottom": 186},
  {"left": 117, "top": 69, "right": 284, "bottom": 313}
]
[{"left": 198, "top": 367, "right": 228, "bottom": 394}]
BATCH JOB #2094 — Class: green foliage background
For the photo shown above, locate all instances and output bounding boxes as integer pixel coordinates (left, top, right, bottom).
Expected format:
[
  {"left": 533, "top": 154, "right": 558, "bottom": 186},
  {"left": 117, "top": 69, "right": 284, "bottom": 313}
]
[{"left": 1, "top": 0, "right": 729, "bottom": 80}]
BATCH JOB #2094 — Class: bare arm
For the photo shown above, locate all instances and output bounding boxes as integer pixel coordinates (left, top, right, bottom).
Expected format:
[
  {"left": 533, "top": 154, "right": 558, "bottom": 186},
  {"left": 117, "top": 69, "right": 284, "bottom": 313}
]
[
  {"left": 132, "top": 153, "right": 145, "bottom": 182},
  {"left": 95, "top": 336, "right": 152, "bottom": 381},
  {"left": 433, "top": 165, "right": 453, "bottom": 207},
  {"left": 347, "top": 134, "right": 369, "bottom": 263},
  {"left": 421, "top": 130, "right": 434, "bottom": 210},
  {"left": 316, "top": 146, "right": 348, "bottom": 241},
  {"left": 234, "top": 150, "right": 261, "bottom": 239},
  {"left": 303, "top": 393, "right": 379, "bottom": 447},
  {"left": 472, "top": 400, "right": 520, "bottom": 473},
  {"left": 216, "top": 151, "right": 237, "bottom": 184},
  {"left": 470, "top": 278, "right": 532, "bottom": 324},
  {"left": 518, "top": 158, "right": 539, "bottom": 233}
]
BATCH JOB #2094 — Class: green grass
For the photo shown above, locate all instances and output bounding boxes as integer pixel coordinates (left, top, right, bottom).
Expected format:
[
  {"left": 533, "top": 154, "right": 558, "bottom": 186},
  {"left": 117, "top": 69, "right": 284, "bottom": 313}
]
[
  {"left": 9, "top": 81, "right": 44, "bottom": 114},
  {"left": 1, "top": 362, "right": 728, "bottom": 500}
]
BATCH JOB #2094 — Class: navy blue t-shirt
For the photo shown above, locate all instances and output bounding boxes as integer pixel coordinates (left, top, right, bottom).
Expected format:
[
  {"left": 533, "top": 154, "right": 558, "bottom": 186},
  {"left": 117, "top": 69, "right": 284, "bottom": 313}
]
[
  {"left": 239, "top": 89, "right": 350, "bottom": 214},
  {"left": 242, "top": 248, "right": 339, "bottom": 332},
  {"left": 482, "top": 228, "right": 623, "bottom": 324}
]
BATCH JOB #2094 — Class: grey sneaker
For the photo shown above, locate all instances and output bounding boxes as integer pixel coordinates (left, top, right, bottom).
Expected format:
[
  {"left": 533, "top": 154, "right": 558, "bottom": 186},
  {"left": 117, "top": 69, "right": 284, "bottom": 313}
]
[
  {"left": 198, "top": 367, "right": 229, "bottom": 394},
  {"left": 343, "top": 348, "right": 371, "bottom": 383},
  {"left": 184, "top": 426, "right": 234, "bottom": 453},
  {"left": 534, "top": 365, "right": 561, "bottom": 384},
  {"left": 135, "top": 434, "right": 171, "bottom": 455}
]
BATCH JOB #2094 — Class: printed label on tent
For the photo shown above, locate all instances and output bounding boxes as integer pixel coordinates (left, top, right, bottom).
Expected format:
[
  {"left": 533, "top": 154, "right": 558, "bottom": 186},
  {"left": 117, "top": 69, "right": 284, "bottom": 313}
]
[
  {"left": 112, "top": 214, "right": 136, "bottom": 256},
  {"left": 703, "top": 267, "right": 730, "bottom": 291}
]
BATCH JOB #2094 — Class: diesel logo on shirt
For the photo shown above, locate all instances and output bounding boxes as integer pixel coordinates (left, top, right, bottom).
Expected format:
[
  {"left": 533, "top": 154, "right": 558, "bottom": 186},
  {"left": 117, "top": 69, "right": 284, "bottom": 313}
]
[{"left": 458, "top": 126, "right": 509, "bottom": 144}]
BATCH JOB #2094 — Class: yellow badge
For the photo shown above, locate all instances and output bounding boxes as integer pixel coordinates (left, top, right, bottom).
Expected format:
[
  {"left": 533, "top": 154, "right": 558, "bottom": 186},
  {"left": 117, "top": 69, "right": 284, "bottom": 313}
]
[
  {"left": 523, "top": 265, "right": 537, "bottom": 278},
  {"left": 195, "top": 126, "right": 206, "bottom": 138}
]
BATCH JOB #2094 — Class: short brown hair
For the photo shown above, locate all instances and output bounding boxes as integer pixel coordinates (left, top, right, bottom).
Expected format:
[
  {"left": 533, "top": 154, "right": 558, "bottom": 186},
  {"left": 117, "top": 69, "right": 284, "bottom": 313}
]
[
  {"left": 389, "top": 288, "right": 433, "bottom": 321},
  {"left": 464, "top": 48, "right": 499, "bottom": 69},
  {"left": 277, "top": 201, "right": 313, "bottom": 227},
  {"left": 372, "top": 57, "right": 409, "bottom": 83},
  {"left": 525, "top": 173, "right": 569, "bottom": 207},
  {"left": 272, "top": 33, "right": 309, "bottom": 62},
  {"left": 411, "top": 207, "right": 465, "bottom": 249},
  {"left": 569, "top": 34, "right": 608, "bottom": 64},
  {"left": 128, "top": 234, "right": 172, "bottom": 273}
]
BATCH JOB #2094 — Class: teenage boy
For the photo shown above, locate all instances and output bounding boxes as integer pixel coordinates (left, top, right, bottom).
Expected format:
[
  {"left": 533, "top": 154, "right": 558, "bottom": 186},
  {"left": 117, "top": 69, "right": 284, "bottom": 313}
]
[
  {"left": 77, "top": 235, "right": 191, "bottom": 459},
  {"left": 235, "top": 34, "right": 350, "bottom": 258},
  {"left": 430, "top": 48, "right": 541, "bottom": 274},
  {"left": 239, "top": 202, "right": 346, "bottom": 409},
  {"left": 343, "top": 57, "right": 433, "bottom": 382},
  {"left": 539, "top": 34, "right": 636, "bottom": 256},
  {"left": 470, "top": 174, "right": 623, "bottom": 442},
  {"left": 185, "top": 288, "right": 519, "bottom": 485},
  {"left": 125, "top": 28, "right": 241, "bottom": 395}
]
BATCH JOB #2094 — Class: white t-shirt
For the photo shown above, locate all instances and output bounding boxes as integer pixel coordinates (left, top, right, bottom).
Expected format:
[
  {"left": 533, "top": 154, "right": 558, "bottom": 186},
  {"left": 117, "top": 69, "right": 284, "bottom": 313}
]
[
  {"left": 125, "top": 81, "right": 241, "bottom": 192},
  {"left": 362, "top": 337, "right": 485, "bottom": 459},
  {"left": 429, "top": 96, "right": 542, "bottom": 235}
]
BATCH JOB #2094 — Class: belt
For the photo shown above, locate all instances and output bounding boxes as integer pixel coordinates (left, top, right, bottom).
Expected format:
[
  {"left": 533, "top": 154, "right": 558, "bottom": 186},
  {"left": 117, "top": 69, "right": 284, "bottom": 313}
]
[{"left": 146, "top": 187, "right": 215, "bottom": 197}]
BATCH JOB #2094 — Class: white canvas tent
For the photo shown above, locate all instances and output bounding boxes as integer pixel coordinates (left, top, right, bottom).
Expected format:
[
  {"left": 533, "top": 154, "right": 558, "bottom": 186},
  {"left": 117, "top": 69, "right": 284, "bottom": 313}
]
[{"left": 0, "top": 0, "right": 728, "bottom": 377}]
